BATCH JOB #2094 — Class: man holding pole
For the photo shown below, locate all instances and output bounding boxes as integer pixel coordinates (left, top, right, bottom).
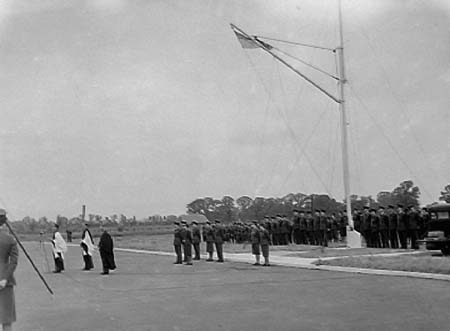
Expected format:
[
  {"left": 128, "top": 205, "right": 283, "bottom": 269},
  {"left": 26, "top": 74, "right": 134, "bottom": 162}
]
[{"left": 0, "top": 209, "right": 18, "bottom": 331}]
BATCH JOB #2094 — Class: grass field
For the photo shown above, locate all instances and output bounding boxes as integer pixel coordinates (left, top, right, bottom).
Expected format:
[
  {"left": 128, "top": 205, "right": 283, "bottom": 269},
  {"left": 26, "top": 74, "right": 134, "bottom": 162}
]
[
  {"left": 113, "top": 234, "right": 450, "bottom": 275},
  {"left": 315, "top": 251, "right": 450, "bottom": 274}
]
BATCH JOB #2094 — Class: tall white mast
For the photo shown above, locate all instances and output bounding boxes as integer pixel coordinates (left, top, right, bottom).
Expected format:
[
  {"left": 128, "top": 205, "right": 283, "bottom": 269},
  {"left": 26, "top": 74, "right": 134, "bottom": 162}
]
[{"left": 337, "top": 0, "right": 361, "bottom": 247}]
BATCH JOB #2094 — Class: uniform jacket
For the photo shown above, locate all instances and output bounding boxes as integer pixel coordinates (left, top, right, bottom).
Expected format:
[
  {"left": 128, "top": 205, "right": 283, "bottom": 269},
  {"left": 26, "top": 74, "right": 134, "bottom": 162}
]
[
  {"left": 408, "top": 211, "right": 419, "bottom": 230},
  {"left": 258, "top": 226, "right": 270, "bottom": 246},
  {"left": 173, "top": 227, "right": 182, "bottom": 246},
  {"left": 250, "top": 226, "right": 260, "bottom": 244},
  {"left": 0, "top": 231, "right": 18, "bottom": 287},
  {"left": 191, "top": 225, "right": 201, "bottom": 244},
  {"left": 388, "top": 211, "right": 398, "bottom": 230},
  {"left": 397, "top": 211, "right": 408, "bottom": 231},
  {"left": 214, "top": 225, "right": 225, "bottom": 244},
  {"left": 203, "top": 225, "right": 215, "bottom": 243},
  {"left": 379, "top": 214, "right": 389, "bottom": 231}
]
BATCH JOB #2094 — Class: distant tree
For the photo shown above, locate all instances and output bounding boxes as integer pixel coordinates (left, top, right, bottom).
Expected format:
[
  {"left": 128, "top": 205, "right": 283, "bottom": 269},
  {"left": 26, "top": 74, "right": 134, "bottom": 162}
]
[
  {"left": 376, "top": 191, "right": 394, "bottom": 207},
  {"left": 348, "top": 195, "right": 376, "bottom": 210},
  {"left": 439, "top": 184, "right": 450, "bottom": 203},
  {"left": 56, "top": 215, "right": 68, "bottom": 229},
  {"left": 391, "top": 180, "right": 420, "bottom": 207}
]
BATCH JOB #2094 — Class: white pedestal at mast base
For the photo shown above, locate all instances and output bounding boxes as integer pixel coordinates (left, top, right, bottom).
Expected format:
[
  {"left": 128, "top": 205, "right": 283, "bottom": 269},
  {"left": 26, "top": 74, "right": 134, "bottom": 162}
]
[{"left": 346, "top": 227, "right": 362, "bottom": 248}]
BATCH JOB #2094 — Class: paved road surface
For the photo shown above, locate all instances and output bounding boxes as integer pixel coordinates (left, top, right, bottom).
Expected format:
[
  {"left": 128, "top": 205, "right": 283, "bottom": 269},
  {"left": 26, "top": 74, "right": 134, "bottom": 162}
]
[{"left": 14, "top": 242, "right": 450, "bottom": 331}]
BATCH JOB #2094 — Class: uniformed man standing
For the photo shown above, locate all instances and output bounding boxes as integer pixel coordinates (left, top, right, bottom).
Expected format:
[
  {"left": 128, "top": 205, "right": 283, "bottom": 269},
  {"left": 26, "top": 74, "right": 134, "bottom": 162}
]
[
  {"left": 369, "top": 208, "right": 380, "bottom": 248},
  {"left": 258, "top": 222, "right": 271, "bottom": 266},
  {"left": 203, "top": 221, "right": 215, "bottom": 261},
  {"left": 419, "top": 207, "right": 430, "bottom": 239},
  {"left": 191, "top": 221, "right": 201, "bottom": 260},
  {"left": 305, "top": 211, "right": 313, "bottom": 245},
  {"left": 360, "top": 206, "right": 371, "bottom": 247},
  {"left": 173, "top": 221, "right": 183, "bottom": 264},
  {"left": 407, "top": 205, "right": 419, "bottom": 249},
  {"left": 271, "top": 217, "right": 280, "bottom": 246},
  {"left": 378, "top": 206, "right": 389, "bottom": 248},
  {"left": 352, "top": 208, "right": 361, "bottom": 233},
  {"left": 292, "top": 209, "right": 300, "bottom": 244},
  {"left": 250, "top": 221, "right": 261, "bottom": 265},
  {"left": 319, "top": 210, "right": 328, "bottom": 247},
  {"left": 387, "top": 205, "right": 399, "bottom": 248},
  {"left": 312, "top": 210, "right": 320, "bottom": 246},
  {"left": 213, "top": 220, "right": 225, "bottom": 262},
  {"left": 298, "top": 210, "right": 307, "bottom": 245},
  {"left": 397, "top": 204, "right": 408, "bottom": 249},
  {"left": 181, "top": 221, "right": 193, "bottom": 265}
]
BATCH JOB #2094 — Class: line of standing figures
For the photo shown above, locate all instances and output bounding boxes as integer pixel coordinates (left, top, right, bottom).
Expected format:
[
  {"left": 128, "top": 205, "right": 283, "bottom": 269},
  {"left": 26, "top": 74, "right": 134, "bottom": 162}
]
[
  {"left": 174, "top": 203, "right": 431, "bottom": 263},
  {"left": 50, "top": 223, "right": 117, "bottom": 275},
  {"left": 173, "top": 219, "right": 273, "bottom": 267}
]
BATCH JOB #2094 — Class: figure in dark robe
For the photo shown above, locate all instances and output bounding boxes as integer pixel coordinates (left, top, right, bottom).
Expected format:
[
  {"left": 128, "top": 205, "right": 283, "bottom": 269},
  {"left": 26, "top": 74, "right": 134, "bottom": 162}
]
[{"left": 98, "top": 225, "right": 116, "bottom": 275}]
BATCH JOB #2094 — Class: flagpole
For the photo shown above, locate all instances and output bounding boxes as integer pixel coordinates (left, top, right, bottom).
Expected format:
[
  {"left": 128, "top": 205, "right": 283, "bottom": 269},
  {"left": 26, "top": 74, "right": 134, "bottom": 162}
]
[{"left": 337, "top": 0, "right": 361, "bottom": 248}]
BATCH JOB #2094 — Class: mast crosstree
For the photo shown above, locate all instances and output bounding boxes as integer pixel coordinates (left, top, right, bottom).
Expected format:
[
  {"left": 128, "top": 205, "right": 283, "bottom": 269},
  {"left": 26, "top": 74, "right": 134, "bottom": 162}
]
[{"left": 230, "top": 0, "right": 362, "bottom": 248}]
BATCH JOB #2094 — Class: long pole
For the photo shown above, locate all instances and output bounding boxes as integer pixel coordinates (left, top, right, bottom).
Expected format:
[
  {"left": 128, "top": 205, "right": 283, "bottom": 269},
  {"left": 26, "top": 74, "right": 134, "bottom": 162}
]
[
  {"left": 336, "top": 0, "right": 352, "bottom": 227},
  {"left": 337, "top": 0, "right": 361, "bottom": 247},
  {"left": 4, "top": 221, "right": 54, "bottom": 295}
]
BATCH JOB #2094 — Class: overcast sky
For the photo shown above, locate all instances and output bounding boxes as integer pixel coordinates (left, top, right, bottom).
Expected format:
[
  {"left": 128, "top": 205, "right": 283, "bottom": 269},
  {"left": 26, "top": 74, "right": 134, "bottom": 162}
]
[{"left": 0, "top": 0, "right": 448, "bottom": 220}]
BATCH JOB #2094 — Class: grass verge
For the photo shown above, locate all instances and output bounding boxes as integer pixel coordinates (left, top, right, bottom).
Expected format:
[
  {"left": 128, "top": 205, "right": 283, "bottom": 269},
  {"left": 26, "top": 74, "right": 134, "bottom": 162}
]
[{"left": 315, "top": 251, "right": 450, "bottom": 274}]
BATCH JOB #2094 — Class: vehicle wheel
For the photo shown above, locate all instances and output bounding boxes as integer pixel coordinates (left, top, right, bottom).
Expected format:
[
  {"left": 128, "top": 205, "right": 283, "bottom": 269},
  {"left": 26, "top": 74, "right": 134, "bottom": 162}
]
[{"left": 441, "top": 246, "right": 450, "bottom": 256}]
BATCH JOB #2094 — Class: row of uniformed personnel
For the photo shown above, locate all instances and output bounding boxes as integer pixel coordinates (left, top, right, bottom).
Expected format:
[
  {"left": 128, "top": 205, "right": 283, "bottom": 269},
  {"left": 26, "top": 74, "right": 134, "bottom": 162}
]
[
  {"left": 352, "top": 204, "right": 430, "bottom": 249},
  {"left": 173, "top": 219, "right": 225, "bottom": 265}
]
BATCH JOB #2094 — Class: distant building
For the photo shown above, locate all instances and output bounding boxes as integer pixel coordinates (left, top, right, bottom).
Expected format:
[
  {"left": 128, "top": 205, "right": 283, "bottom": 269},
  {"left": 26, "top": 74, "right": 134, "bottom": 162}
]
[{"left": 178, "top": 214, "right": 209, "bottom": 224}]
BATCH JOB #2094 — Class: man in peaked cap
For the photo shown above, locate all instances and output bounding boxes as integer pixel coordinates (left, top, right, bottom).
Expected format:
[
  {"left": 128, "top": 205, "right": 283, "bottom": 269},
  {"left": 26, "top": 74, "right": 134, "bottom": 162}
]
[
  {"left": 191, "top": 221, "right": 201, "bottom": 260},
  {"left": 396, "top": 204, "right": 408, "bottom": 249},
  {"left": 360, "top": 206, "right": 371, "bottom": 247},
  {"left": 180, "top": 221, "right": 193, "bottom": 265},
  {"left": 378, "top": 206, "right": 389, "bottom": 248},
  {"left": 387, "top": 205, "right": 399, "bottom": 248},
  {"left": 292, "top": 209, "right": 300, "bottom": 244},
  {"left": 407, "top": 205, "right": 420, "bottom": 249},
  {"left": 213, "top": 220, "right": 225, "bottom": 262},
  {"left": 173, "top": 221, "right": 183, "bottom": 264},
  {"left": 203, "top": 220, "right": 215, "bottom": 261}
]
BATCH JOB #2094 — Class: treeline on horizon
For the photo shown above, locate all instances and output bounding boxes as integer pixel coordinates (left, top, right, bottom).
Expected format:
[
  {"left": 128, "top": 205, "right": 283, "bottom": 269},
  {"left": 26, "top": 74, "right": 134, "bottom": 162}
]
[
  {"left": 8, "top": 181, "right": 450, "bottom": 234},
  {"left": 187, "top": 181, "right": 450, "bottom": 223}
]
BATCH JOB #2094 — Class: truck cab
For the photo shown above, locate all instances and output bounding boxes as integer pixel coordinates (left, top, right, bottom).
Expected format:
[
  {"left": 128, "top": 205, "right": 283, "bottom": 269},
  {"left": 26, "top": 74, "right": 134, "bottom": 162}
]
[{"left": 423, "top": 203, "right": 450, "bottom": 255}]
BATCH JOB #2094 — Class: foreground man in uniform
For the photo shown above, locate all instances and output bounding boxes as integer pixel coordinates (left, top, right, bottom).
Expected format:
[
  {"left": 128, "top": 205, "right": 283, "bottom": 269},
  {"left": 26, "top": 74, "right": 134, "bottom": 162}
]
[
  {"left": 98, "top": 224, "right": 116, "bottom": 275},
  {"left": 0, "top": 209, "right": 18, "bottom": 331}
]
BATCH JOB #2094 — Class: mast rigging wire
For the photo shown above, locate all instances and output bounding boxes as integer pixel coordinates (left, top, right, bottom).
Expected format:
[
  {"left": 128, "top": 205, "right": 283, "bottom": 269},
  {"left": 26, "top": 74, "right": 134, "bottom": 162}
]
[
  {"left": 256, "top": 35, "right": 335, "bottom": 52},
  {"left": 272, "top": 46, "right": 339, "bottom": 80},
  {"left": 348, "top": 84, "right": 434, "bottom": 201}
]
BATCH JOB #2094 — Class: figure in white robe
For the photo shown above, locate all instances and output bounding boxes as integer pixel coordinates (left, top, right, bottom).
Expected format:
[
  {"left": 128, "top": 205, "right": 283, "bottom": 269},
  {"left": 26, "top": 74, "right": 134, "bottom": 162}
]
[
  {"left": 52, "top": 224, "right": 67, "bottom": 273},
  {"left": 80, "top": 224, "right": 95, "bottom": 270}
]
